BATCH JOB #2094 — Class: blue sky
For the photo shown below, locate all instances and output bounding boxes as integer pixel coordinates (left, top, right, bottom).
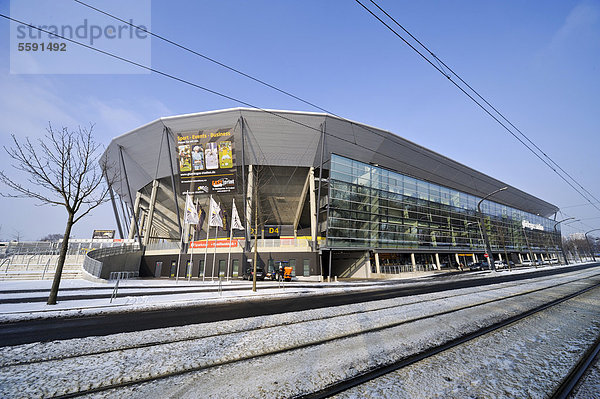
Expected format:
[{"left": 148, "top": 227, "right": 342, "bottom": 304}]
[{"left": 0, "top": 0, "right": 598, "bottom": 240}]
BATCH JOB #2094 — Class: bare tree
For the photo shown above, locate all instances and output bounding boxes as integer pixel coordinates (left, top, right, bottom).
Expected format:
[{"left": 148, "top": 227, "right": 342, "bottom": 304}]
[
  {"left": 0, "top": 124, "right": 110, "bottom": 305},
  {"left": 249, "top": 165, "right": 274, "bottom": 292},
  {"left": 11, "top": 229, "right": 23, "bottom": 242},
  {"left": 40, "top": 233, "right": 64, "bottom": 242}
]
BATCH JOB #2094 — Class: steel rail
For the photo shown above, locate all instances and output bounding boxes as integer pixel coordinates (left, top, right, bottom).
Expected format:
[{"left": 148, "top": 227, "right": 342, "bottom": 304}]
[
  {"left": 551, "top": 333, "right": 600, "bottom": 399},
  {"left": 38, "top": 279, "right": 600, "bottom": 398},
  {"left": 301, "top": 282, "right": 600, "bottom": 399},
  {"left": 6, "top": 272, "right": 597, "bottom": 369}
]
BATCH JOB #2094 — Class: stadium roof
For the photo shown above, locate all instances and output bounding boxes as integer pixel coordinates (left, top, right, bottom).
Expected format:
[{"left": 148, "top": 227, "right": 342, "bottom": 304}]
[{"left": 101, "top": 108, "right": 559, "bottom": 217}]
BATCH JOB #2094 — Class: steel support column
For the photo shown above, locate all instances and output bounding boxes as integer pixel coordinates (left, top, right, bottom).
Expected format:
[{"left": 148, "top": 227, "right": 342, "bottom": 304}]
[
  {"left": 164, "top": 127, "right": 183, "bottom": 239},
  {"left": 143, "top": 179, "right": 160, "bottom": 246},
  {"left": 119, "top": 146, "right": 142, "bottom": 248}
]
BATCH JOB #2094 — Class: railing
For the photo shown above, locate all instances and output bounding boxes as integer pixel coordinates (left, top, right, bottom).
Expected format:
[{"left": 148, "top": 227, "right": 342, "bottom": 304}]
[
  {"left": 86, "top": 244, "right": 140, "bottom": 260},
  {"left": 1, "top": 257, "right": 11, "bottom": 273},
  {"left": 256, "top": 238, "right": 313, "bottom": 248},
  {"left": 379, "top": 263, "right": 437, "bottom": 274},
  {"left": 146, "top": 238, "right": 315, "bottom": 252},
  {"left": 145, "top": 241, "right": 181, "bottom": 251},
  {"left": 83, "top": 255, "right": 103, "bottom": 277},
  {"left": 83, "top": 243, "right": 141, "bottom": 279},
  {"left": 1, "top": 239, "right": 136, "bottom": 258},
  {"left": 109, "top": 271, "right": 139, "bottom": 280},
  {"left": 380, "top": 264, "right": 415, "bottom": 274}
]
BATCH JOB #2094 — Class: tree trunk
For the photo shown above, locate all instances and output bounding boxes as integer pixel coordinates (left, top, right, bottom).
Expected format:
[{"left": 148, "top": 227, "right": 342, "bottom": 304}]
[
  {"left": 252, "top": 184, "right": 258, "bottom": 293},
  {"left": 47, "top": 212, "right": 74, "bottom": 305}
]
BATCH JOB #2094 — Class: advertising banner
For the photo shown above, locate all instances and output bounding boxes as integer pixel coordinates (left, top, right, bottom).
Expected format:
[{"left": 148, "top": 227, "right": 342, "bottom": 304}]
[
  {"left": 190, "top": 240, "right": 239, "bottom": 249},
  {"left": 92, "top": 229, "right": 115, "bottom": 239},
  {"left": 177, "top": 128, "right": 236, "bottom": 195}
]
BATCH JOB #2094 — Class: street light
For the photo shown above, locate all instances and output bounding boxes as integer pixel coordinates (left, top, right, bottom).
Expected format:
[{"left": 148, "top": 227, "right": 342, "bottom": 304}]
[
  {"left": 553, "top": 217, "right": 575, "bottom": 265},
  {"left": 477, "top": 187, "right": 508, "bottom": 271},
  {"left": 585, "top": 229, "right": 600, "bottom": 263}
]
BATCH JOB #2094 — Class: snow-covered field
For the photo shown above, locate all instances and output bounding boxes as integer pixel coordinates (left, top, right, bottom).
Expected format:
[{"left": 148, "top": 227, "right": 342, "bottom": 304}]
[{"left": 1, "top": 264, "right": 599, "bottom": 398}]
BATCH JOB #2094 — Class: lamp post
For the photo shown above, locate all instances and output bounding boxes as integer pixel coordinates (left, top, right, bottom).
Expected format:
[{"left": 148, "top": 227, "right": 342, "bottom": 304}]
[
  {"left": 553, "top": 217, "right": 574, "bottom": 265},
  {"left": 477, "top": 187, "right": 508, "bottom": 271},
  {"left": 585, "top": 229, "right": 600, "bottom": 263},
  {"left": 521, "top": 223, "right": 536, "bottom": 267}
]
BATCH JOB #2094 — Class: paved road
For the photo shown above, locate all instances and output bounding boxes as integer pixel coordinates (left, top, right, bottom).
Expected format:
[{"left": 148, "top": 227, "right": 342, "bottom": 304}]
[{"left": 0, "top": 263, "right": 596, "bottom": 346}]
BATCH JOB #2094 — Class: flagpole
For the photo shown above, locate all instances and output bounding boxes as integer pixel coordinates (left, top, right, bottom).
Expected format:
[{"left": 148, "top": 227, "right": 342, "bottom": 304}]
[
  {"left": 189, "top": 196, "right": 199, "bottom": 282},
  {"left": 202, "top": 229, "right": 208, "bottom": 282},
  {"left": 212, "top": 223, "right": 218, "bottom": 280},
  {"left": 203, "top": 195, "right": 212, "bottom": 282},
  {"left": 227, "top": 198, "right": 234, "bottom": 282},
  {"left": 188, "top": 227, "right": 193, "bottom": 282},
  {"left": 188, "top": 213, "right": 194, "bottom": 282},
  {"left": 176, "top": 222, "right": 185, "bottom": 284}
]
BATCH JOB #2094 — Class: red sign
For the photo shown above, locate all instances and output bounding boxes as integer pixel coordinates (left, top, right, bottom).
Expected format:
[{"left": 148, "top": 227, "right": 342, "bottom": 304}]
[
  {"left": 484, "top": 253, "right": 489, "bottom": 258},
  {"left": 190, "top": 240, "right": 238, "bottom": 249}
]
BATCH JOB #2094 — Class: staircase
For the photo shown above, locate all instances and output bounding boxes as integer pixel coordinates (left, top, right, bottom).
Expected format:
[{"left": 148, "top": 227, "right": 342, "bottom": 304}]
[{"left": 0, "top": 254, "right": 84, "bottom": 280}]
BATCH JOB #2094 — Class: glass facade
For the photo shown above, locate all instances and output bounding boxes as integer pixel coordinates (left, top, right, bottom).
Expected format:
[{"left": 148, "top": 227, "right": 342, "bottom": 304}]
[{"left": 327, "top": 154, "right": 560, "bottom": 253}]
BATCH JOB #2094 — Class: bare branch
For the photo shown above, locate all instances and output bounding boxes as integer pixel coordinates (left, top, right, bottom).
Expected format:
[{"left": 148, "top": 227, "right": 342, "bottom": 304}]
[{"left": 0, "top": 123, "right": 111, "bottom": 305}]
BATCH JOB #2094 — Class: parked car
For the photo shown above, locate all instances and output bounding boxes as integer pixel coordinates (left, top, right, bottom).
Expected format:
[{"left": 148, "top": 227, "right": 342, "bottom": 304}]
[
  {"left": 242, "top": 267, "right": 265, "bottom": 281},
  {"left": 469, "top": 262, "right": 489, "bottom": 271},
  {"left": 521, "top": 260, "right": 533, "bottom": 266}
]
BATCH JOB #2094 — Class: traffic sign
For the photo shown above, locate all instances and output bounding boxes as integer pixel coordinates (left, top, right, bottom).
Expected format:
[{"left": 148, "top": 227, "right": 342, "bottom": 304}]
[{"left": 484, "top": 253, "right": 489, "bottom": 258}]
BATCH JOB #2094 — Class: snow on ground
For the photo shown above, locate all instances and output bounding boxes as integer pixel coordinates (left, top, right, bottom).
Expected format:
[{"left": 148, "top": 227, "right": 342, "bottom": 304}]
[
  {"left": 0, "top": 264, "right": 584, "bottom": 322},
  {"left": 0, "top": 279, "right": 386, "bottom": 322},
  {"left": 0, "top": 264, "right": 599, "bottom": 398},
  {"left": 335, "top": 286, "right": 600, "bottom": 398},
  {"left": 574, "top": 354, "right": 600, "bottom": 399}
]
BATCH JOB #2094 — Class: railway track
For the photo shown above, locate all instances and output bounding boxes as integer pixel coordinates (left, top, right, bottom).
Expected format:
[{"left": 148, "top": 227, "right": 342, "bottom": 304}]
[
  {"left": 551, "top": 333, "right": 600, "bottom": 399},
  {"left": 309, "top": 281, "right": 600, "bottom": 398},
  {"left": 3, "top": 269, "right": 597, "bottom": 367},
  {"left": 1, "top": 267, "right": 600, "bottom": 398}
]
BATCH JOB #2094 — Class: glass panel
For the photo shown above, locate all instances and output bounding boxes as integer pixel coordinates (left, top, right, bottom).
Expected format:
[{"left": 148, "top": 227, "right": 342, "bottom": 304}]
[
  {"left": 198, "top": 260, "right": 204, "bottom": 278},
  {"left": 328, "top": 154, "right": 556, "bottom": 253},
  {"left": 232, "top": 259, "right": 239, "bottom": 277}
]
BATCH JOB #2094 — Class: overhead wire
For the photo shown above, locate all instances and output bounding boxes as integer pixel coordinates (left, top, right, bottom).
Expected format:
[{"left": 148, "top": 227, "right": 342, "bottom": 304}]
[
  {"left": 71, "top": 0, "right": 520, "bottom": 204},
  {"left": 355, "top": 0, "right": 600, "bottom": 215},
  {"left": 366, "top": 0, "right": 600, "bottom": 206},
  {"left": 0, "top": 14, "right": 489, "bottom": 204},
  {"left": 0, "top": 9, "right": 584, "bottom": 226}
]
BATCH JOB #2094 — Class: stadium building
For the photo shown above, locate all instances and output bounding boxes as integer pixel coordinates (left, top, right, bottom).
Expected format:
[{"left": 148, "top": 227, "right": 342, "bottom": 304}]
[{"left": 99, "top": 108, "right": 562, "bottom": 280}]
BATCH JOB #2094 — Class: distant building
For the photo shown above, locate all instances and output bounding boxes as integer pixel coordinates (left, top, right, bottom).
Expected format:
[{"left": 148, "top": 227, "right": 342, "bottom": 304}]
[{"left": 100, "top": 108, "right": 562, "bottom": 279}]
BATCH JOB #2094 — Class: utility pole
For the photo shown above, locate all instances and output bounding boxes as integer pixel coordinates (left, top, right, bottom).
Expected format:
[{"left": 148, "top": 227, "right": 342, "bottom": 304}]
[
  {"left": 585, "top": 229, "right": 600, "bottom": 263},
  {"left": 252, "top": 173, "right": 258, "bottom": 292},
  {"left": 477, "top": 187, "right": 507, "bottom": 271},
  {"left": 553, "top": 217, "right": 574, "bottom": 265}
]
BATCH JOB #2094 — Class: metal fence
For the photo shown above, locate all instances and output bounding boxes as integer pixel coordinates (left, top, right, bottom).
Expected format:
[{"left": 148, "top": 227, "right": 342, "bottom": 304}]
[
  {"left": 1, "top": 239, "right": 135, "bottom": 258},
  {"left": 108, "top": 271, "right": 139, "bottom": 280}
]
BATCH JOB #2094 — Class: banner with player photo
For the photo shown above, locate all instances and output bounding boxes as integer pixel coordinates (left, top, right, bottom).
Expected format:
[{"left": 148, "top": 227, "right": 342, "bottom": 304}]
[{"left": 176, "top": 128, "right": 237, "bottom": 195}]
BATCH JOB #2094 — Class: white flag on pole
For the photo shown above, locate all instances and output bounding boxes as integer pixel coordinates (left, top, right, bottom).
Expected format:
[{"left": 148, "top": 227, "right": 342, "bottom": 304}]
[
  {"left": 184, "top": 194, "right": 199, "bottom": 225},
  {"left": 231, "top": 200, "right": 244, "bottom": 230},
  {"left": 209, "top": 196, "right": 223, "bottom": 227}
]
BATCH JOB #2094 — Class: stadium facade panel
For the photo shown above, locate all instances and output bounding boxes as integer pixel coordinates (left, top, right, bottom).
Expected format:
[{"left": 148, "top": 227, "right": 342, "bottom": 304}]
[{"left": 101, "top": 108, "right": 562, "bottom": 279}]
